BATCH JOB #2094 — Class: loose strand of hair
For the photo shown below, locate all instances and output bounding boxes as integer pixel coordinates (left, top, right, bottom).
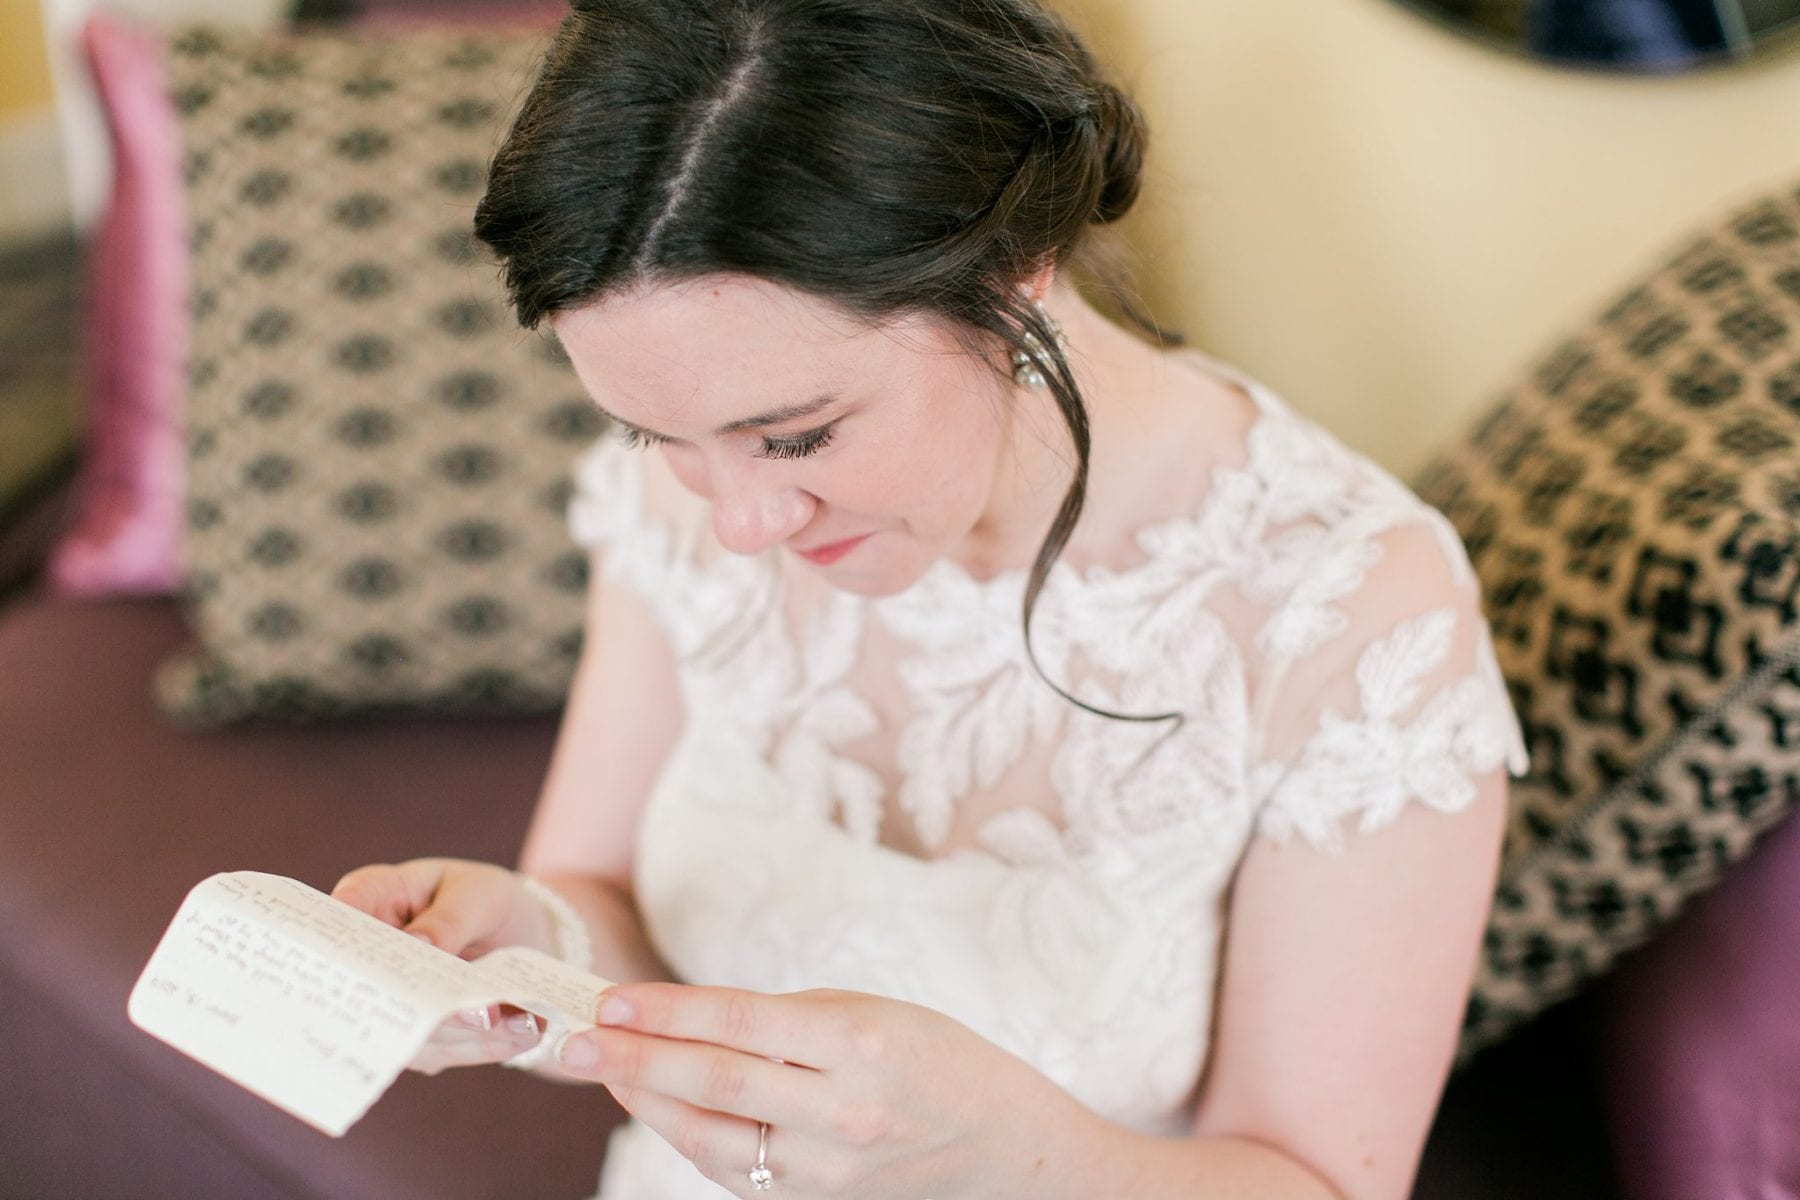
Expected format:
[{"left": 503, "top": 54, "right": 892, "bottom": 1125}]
[{"left": 1004, "top": 296, "right": 1184, "bottom": 730}]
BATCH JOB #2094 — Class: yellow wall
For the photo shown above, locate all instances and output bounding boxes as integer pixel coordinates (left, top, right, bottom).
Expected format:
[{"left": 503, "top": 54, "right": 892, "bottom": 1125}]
[
  {"left": 1059, "top": 0, "right": 1800, "bottom": 477},
  {"left": 0, "top": 0, "right": 56, "bottom": 119}
]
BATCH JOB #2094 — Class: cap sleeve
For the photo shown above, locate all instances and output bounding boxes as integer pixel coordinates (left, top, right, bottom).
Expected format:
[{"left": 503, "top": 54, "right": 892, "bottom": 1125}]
[
  {"left": 566, "top": 436, "right": 776, "bottom": 663},
  {"left": 567, "top": 435, "right": 681, "bottom": 600},
  {"left": 1249, "top": 516, "right": 1528, "bottom": 853}
]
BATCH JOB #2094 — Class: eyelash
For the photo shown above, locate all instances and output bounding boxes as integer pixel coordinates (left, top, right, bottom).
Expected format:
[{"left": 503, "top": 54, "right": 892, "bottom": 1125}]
[
  {"left": 615, "top": 424, "right": 837, "bottom": 461},
  {"left": 615, "top": 426, "right": 668, "bottom": 451},
  {"left": 757, "top": 425, "right": 836, "bottom": 460}
]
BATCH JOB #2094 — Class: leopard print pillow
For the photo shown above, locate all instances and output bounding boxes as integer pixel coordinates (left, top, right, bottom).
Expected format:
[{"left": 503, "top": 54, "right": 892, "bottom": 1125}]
[{"left": 1416, "top": 187, "right": 1800, "bottom": 1059}]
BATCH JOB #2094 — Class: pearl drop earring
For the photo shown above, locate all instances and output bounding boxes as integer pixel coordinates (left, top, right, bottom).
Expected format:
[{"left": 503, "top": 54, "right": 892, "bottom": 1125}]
[{"left": 1010, "top": 301, "right": 1067, "bottom": 390}]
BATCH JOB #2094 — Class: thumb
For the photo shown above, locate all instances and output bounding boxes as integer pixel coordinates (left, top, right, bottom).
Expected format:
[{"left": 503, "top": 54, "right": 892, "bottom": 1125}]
[
  {"left": 404, "top": 860, "right": 519, "bottom": 959},
  {"left": 332, "top": 861, "right": 435, "bottom": 929},
  {"left": 332, "top": 859, "right": 493, "bottom": 956},
  {"left": 401, "top": 884, "right": 507, "bottom": 958}
]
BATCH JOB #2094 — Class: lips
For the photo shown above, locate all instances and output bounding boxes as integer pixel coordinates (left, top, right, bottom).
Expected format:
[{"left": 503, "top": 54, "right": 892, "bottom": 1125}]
[{"left": 792, "top": 533, "right": 871, "bottom": 566}]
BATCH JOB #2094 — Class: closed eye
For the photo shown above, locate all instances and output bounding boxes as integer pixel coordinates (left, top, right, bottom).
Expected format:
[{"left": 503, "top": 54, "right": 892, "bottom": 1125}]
[
  {"left": 615, "top": 425, "right": 671, "bottom": 451},
  {"left": 756, "top": 423, "right": 836, "bottom": 461},
  {"left": 614, "top": 420, "right": 838, "bottom": 460}
]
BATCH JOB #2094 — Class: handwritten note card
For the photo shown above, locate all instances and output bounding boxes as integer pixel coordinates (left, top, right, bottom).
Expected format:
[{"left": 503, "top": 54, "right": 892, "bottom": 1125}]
[{"left": 128, "top": 871, "right": 614, "bottom": 1136}]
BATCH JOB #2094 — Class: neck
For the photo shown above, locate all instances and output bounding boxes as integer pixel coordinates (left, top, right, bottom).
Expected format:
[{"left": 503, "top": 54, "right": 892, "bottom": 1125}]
[{"left": 951, "top": 284, "right": 1173, "bottom": 581}]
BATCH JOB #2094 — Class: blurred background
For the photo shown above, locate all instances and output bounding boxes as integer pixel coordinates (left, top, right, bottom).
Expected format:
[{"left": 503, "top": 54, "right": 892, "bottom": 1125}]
[
  {"left": 1, "top": 0, "right": 294, "bottom": 566},
  {"left": 5, "top": 0, "right": 1800, "bottom": 516}
]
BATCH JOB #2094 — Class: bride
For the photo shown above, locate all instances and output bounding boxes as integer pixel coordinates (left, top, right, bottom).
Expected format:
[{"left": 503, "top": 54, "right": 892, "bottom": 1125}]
[{"left": 335, "top": 1, "right": 1527, "bottom": 1196}]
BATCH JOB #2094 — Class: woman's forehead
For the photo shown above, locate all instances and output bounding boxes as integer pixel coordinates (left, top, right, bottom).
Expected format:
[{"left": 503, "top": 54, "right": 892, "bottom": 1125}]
[
  {"left": 553, "top": 274, "right": 869, "bottom": 343},
  {"left": 561, "top": 276, "right": 961, "bottom": 378},
  {"left": 549, "top": 275, "right": 963, "bottom": 428}
]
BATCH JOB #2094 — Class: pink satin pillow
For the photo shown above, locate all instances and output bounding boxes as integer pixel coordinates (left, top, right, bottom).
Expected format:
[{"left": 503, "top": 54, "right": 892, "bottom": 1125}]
[
  {"left": 49, "top": 14, "right": 188, "bottom": 597},
  {"left": 1597, "top": 804, "right": 1800, "bottom": 1199},
  {"left": 50, "top": 3, "right": 566, "bottom": 599}
]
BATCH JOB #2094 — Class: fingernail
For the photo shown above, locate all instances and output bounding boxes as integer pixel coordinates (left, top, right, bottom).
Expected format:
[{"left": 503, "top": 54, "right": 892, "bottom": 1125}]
[
  {"left": 458, "top": 1007, "right": 492, "bottom": 1031},
  {"left": 557, "top": 1033, "right": 600, "bottom": 1070},
  {"left": 598, "top": 995, "right": 634, "bottom": 1025},
  {"left": 506, "top": 1012, "right": 540, "bottom": 1037},
  {"left": 407, "top": 930, "right": 436, "bottom": 948}
]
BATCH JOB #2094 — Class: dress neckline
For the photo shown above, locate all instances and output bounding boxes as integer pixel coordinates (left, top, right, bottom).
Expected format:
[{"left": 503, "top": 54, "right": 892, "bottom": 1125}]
[{"left": 876, "top": 347, "right": 1287, "bottom": 612}]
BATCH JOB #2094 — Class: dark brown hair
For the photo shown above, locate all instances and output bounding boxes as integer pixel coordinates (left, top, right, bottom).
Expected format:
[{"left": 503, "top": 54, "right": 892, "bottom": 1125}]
[{"left": 476, "top": 0, "right": 1175, "bottom": 717}]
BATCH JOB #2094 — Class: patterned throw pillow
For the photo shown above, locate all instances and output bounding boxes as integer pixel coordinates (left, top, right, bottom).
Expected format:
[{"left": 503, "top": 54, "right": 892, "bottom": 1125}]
[
  {"left": 1416, "top": 185, "right": 1800, "bottom": 1059},
  {"left": 154, "top": 22, "right": 605, "bottom": 723}
]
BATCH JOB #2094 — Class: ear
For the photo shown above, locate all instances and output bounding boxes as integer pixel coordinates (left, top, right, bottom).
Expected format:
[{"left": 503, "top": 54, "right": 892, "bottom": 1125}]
[{"left": 1018, "top": 259, "right": 1059, "bottom": 305}]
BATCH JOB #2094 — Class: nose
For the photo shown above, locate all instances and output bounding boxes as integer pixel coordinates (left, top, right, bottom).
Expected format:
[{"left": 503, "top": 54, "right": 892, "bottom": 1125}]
[{"left": 709, "top": 468, "right": 817, "bottom": 556}]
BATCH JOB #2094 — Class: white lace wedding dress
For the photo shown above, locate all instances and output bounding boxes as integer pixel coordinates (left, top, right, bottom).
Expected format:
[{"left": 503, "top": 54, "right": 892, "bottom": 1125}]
[{"left": 566, "top": 351, "right": 1528, "bottom": 1198}]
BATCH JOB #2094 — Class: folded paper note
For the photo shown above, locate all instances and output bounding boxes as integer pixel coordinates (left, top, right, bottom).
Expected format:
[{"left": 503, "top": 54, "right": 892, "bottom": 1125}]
[{"left": 128, "top": 870, "right": 613, "bottom": 1136}]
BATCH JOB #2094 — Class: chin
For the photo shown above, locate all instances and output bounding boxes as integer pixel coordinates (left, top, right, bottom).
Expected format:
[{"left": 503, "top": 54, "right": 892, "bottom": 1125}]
[{"left": 801, "top": 553, "right": 932, "bottom": 599}]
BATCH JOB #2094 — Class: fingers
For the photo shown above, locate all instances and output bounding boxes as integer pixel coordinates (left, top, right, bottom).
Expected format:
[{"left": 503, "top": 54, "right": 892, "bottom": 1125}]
[
  {"left": 614, "top": 1081, "right": 866, "bottom": 1199},
  {"left": 332, "top": 861, "right": 438, "bottom": 931},
  {"left": 555, "top": 1024, "right": 817, "bottom": 1129},
  {"left": 397, "top": 870, "right": 510, "bottom": 957},
  {"left": 592, "top": 983, "right": 835, "bottom": 1067},
  {"left": 410, "top": 1007, "right": 543, "bottom": 1076},
  {"left": 607, "top": 1085, "right": 779, "bottom": 1197},
  {"left": 332, "top": 859, "right": 513, "bottom": 958}
]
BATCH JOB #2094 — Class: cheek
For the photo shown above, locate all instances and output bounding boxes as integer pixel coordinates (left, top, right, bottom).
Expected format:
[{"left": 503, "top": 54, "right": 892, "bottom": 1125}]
[
  {"left": 838, "top": 432, "right": 951, "bottom": 514},
  {"left": 916, "top": 386, "right": 1003, "bottom": 490},
  {"left": 866, "top": 409, "right": 997, "bottom": 522}
]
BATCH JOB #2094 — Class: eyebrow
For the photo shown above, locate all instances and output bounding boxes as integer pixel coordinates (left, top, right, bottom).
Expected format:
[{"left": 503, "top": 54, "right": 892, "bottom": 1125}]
[{"left": 600, "top": 393, "right": 841, "bottom": 439}]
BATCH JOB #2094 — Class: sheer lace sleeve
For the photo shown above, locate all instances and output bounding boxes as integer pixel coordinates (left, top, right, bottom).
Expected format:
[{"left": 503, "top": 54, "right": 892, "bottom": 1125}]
[
  {"left": 566, "top": 437, "right": 775, "bottom": 663},
  {"left": 1248, "top": 515, "right": 1528, "bottom": 853},
  {"left": 567, "top": 438, "right": 681, "bottom": 598}
]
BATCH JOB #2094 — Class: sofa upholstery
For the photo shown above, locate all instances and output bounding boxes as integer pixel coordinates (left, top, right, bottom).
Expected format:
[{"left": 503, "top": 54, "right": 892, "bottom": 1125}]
[
  {"left": 1415, "top": 185, "right": 1800, "bottom": 1060},
  {"left": 0, "top": 550, "right": 1620, "bottom": 1199},
  {"left": 0, "top": 583, "right": 619, "bottom": 1199}
]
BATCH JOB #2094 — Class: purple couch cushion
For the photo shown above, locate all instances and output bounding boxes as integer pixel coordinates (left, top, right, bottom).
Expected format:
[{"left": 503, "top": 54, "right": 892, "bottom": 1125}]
[
  {"left": 1597, "top": 804, "right": 1800, "bottom": 1200},
  {"left": 0, "top": 595, "right": 618, "bottom": 1199},
  {"left": 0, "top": 594, "right": 1624, "bottom": 1199}
]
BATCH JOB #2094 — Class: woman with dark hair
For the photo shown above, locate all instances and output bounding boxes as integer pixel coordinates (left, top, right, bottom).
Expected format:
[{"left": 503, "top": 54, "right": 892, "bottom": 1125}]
[{"left": 335, "top": 1, "right": 1528, "bottom": 1197}]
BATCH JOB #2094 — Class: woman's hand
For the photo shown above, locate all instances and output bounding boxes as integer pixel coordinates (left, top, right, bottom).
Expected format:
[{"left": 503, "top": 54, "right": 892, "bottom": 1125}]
[
  {"left": 331, "top": 858, "right": 553, "bottom": 1074},
  {"left": 550, "top": 984, "right": 1099, "bottom": 1199}
]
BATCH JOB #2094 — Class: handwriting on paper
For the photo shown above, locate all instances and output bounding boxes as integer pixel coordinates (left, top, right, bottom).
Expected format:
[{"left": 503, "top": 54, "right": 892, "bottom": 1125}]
[{"left": 128, "top": 871, "right": 614, "bottom": 1136}]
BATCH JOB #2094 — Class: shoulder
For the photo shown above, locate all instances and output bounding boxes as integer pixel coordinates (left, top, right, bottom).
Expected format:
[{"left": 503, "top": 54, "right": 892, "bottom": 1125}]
[
  {"left": 568, "top": 437, "right": 748, "bottom": 622},
  {"left": 1224, "top": 373, "right": 1482, "bottom": 668},
  {"left": 1197, "top": 374, "right": 1529, "bottom": 845},
  {"left": 569, "top": 436, "right": 733, "bottom": 566},
  {"left": 570, "top": 436, "right": 708, "bottom": 541},
  {"left": 1247, "top": 508, "right": 1525, "bottom": 851}
]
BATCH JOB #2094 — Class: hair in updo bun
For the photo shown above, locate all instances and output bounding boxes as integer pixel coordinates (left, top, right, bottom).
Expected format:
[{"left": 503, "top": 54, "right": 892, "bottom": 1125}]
[
  {"left": 1090, "top": 82, "right": 1146, "bottom": 226},
  {"left": 477, "top": 0, "right": 1177, "bottom": 720}
]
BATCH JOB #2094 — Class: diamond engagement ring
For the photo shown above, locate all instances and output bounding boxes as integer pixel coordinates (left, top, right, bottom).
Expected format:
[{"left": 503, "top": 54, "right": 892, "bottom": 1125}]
[{"left": 749, "top": 1121, "right": 774, "bottom": 1191}]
